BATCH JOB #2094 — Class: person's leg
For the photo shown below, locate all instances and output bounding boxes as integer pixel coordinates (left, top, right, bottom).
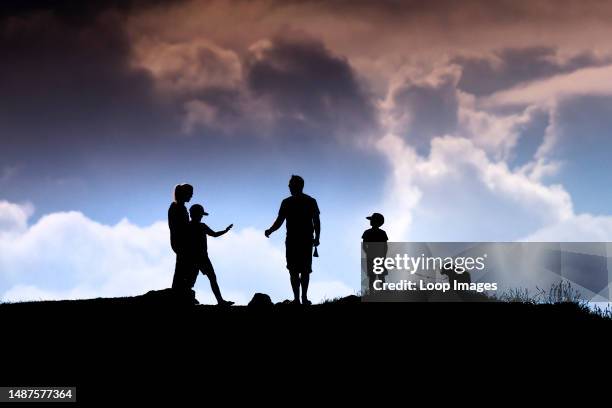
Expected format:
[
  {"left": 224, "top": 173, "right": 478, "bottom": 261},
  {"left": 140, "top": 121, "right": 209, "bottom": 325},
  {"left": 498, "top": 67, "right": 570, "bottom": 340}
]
[
  {"left": 366, "top": 257, "right": 375, "bottom": 295},
  {"left": 183, "top": 253, "right": 198, "bottom": 289},
  {"left": 207, "top": 273, "right": 224, "bottom": 303},
  {"left": 300, "top": 271, "right": 310, "bottom": 304},
  {"left": 202, "top": 257, "right": 233, "bottom": 305},
  {"left": 171, "top": 253, "right": 198, "bottom": 304},
  {"left": 300, "top": 242, "right": 313, "bottom": 304},
  {"left": 173, "top": 252, "right": 193, "bottom": 292},
  {"left": 290, "top": 271, "right": 300, "bottom": 303},
  {"left": 171, "top": 253, "right": 183, "bottom": 290},
  {"left": 287, "top": 242, "right": 301, "bottom": 303}
]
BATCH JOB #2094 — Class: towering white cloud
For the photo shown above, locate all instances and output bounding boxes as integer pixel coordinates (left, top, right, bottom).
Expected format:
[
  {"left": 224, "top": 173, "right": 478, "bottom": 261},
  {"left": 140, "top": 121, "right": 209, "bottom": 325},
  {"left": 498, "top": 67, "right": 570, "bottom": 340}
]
[
  {"left": 371, "top": 63, "right": 607, "bottom": 243},
  {"left": 0, "top": 201, "right": 32, "bottom": 237}
]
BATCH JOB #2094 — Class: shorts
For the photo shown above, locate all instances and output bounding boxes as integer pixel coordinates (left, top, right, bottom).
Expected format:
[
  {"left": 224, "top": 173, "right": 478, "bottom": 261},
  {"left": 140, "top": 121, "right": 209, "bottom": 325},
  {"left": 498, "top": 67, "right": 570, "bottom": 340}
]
[
  {"left": 186, "top": 255, "right": 216, "bottom": 288},
  {"left": 286, "top": 239, "right": 313, "bottom": 275}
]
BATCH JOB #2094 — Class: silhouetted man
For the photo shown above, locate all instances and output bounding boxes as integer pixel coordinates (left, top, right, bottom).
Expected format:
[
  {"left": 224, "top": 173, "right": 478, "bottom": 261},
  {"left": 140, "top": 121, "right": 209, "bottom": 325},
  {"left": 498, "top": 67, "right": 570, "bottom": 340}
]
[
  {"left": 168, "top": 183, "right": 194, "bottom": 294},
  {"left": 265, "top": 175, "right": 320, "bottom": 305}
]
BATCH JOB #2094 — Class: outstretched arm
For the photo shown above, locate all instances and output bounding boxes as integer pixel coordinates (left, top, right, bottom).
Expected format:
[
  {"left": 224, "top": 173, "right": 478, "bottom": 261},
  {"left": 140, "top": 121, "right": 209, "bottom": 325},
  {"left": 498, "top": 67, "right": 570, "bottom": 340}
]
[
  {"left": 313, "top": 212, "right": 320, "bottom": 246},
  {"left": 209, "top": 224, "right": 233, "bottom": 237},
  {"left": 265, "top": 212, "right": 285, "bottom": 238}
]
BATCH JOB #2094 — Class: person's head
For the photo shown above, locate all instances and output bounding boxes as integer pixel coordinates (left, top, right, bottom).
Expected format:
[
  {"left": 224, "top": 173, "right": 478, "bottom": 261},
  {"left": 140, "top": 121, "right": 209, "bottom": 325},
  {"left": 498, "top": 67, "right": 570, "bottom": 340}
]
[
  {"left": 174, "top": 183, "right": 193, "bottom": 203},
  {"left": 288, "top": 175, "right": 304, "bottom": 196},
  {"left": 366, "top": 212, "right": 385, "bottom": 228},
  {"left": 189, "top": 204, "right": 208, "bottom": 221}
]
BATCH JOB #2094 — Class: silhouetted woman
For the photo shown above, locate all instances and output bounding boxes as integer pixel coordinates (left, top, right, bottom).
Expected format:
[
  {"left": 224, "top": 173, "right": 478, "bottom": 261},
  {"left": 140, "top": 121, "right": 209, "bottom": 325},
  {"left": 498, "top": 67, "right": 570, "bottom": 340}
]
[{"left": 169, "top": 183, "right": 194, "bottom": 292}]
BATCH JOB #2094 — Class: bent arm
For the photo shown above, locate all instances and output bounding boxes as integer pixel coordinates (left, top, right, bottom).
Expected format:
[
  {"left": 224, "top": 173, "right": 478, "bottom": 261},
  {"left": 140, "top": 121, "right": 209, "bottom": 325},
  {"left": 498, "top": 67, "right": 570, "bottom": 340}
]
[
  {"left": 266, "top": 214, "right": 285, "bottom": 235},
  {"left": 209, "top": 224, "right": 233, "bottom": 238}
]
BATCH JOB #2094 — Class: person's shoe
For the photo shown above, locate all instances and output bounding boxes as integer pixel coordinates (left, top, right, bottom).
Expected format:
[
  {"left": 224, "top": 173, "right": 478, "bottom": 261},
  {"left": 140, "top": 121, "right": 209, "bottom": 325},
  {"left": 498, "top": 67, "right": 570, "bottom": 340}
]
[
  {"left": 218, "top": 300, "right": 234, "bottom": 307},
  {"left": 291, "top": 299, "right": 301, "bottom": 305},
  {"left": 302, "top": 299, "right": 312, "bottom": 306}
]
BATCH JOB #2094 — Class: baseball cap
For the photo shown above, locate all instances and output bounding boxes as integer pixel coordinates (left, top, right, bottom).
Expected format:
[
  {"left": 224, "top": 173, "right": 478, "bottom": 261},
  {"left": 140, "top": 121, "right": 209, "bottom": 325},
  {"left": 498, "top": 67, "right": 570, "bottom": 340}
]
[
  {"left": 366, "top": 212, "right": 384, "bottom": 226},
  {"left": 189, "top": 204, "right": 209, "bottom": 217}
]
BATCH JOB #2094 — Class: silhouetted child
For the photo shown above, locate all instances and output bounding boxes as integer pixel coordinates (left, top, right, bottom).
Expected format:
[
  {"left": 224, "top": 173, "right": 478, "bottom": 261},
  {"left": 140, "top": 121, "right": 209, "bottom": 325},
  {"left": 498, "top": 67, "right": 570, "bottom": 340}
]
[
  {"left": 188, "top": 204, "right": 234, "bottom": 306},
  {"left": 362, "top": 212, "right": 388, "bottom": 294}
]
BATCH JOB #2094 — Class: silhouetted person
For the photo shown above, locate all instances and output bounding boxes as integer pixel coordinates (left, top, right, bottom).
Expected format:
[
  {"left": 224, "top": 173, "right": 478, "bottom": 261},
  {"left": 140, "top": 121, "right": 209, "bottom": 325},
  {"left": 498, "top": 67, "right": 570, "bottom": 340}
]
[
  {"left": 169, "top": 183, "right": 195, "bottom": 294},
  {"left": 265, "top": 175, "right": 320, "bottom": 305},
  {"left": 187, "top": 204, "right": 234, "bottom": 306},
  {"left": 362, "top": 212, "right": 388, "bottom": 293}
]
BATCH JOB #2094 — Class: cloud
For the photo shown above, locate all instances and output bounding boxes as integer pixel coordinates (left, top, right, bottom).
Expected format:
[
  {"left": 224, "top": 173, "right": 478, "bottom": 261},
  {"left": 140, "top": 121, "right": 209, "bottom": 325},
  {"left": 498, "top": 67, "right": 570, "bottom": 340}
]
[
  {"left": 368, "top": 47, "right": 612, "bottom": 247},
  {"left": 126, "top": 0, "right": 612, "bottom": 63},
  {"left": 376, "top": 133, "right": 574, "bottom": 240},
  {"left": 485, "top": 64, "right": 612, "bottom": 107},
  {"left": 133, "top": 37, "right": 242, "bottom": 94},
  {"left": 4, "top": 0, "right": 612, "bottom": 299},
  {"left": 0, "top": 6, "right": 176, "bottom": 159},
  {"left": 0, "top": 201, "right": 33, "bottom": 236},
  {"left": 378, "top": 63, "right": 554, "bottom": 162},
  {"left": 0, "top": 207, "right": 172, "bottom": 298},
  {"left": 245, "top": 31, "right": 378, "bottom": 141},
  {"left": 384, "top": 64, "right": 460, "bottom": 154},
  {"left": 373, "top": 66, "right": 577, "bottom": 241},
  {"left": 182, "top": 100, "right": 221, "bottom": 133},
  {"left": 0, "top": 201, "right": 352, "bottom": 304},
  {"left": 126, "top": 23, "right": 381, "bottom": 139},
  {"left": 522, "top": 214, "right": 612, "bottom": 241},
  {"left": 123, "top": 1, "right": 612, "bottom": 249},
  {"left": 454, "top": 47, "right": 608, "bottom": 96}
]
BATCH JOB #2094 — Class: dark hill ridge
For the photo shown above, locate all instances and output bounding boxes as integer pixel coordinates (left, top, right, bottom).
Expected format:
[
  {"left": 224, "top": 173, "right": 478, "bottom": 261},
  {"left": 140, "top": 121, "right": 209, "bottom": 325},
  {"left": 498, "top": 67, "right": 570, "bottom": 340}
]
[
  {"left": 1, "top": 288, "right": 609, "bottom": 333},
  {"left": 1, "top": 287, "right": 609, "bottom": 319},
  {"left": 1, "top": 289, "right": 609, "bottom": 404}
]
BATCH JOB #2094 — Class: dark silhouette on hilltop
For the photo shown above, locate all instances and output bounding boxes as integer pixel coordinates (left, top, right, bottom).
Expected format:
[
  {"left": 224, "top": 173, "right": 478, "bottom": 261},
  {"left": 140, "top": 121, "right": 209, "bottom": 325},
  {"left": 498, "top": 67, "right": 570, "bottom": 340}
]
[
  {"left": 168, "top": 183, "right": 194, "bottom": 297},
  {"left": 265, "top": 175, "right": 320, "bottom": 305},
  {"left": 362, "top": 212, "right": 389, "bottom": 293},
  {"left": 188, "top": 204, "right": 234, "bottom": 306},
  {"left": 3, "top": 291, "right": 608, "bottom": 404}
]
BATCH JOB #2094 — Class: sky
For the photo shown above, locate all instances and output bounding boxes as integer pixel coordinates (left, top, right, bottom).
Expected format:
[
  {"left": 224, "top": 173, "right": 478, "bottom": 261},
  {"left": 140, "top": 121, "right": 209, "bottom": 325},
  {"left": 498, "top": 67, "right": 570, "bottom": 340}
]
[{"left": 2, "top": 0, "right": 612, "bottom": 303}]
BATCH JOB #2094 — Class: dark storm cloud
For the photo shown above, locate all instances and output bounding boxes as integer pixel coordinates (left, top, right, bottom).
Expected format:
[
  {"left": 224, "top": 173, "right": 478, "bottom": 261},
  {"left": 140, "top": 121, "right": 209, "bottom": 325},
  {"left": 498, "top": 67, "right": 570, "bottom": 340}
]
[
  {"left": 390, "top": 74, "right": 459, "bottom": 155},
  {"left": 454, "top": 47, "right": 609, "bottom": 96},
  {"left": 0, "top": 2, "right": 182, "bottom": 160},
  {"left": 288, "top": 0, "right": 612, "bottom": 25},
  {"left": 311, "top": 0, "right": 528, "bottom": 23},
  {"left": 245, "top": 33, "right": 378, "bottom": 142},
  {"left": 0, "top": 0, "right": 183, "bottom": 22}
]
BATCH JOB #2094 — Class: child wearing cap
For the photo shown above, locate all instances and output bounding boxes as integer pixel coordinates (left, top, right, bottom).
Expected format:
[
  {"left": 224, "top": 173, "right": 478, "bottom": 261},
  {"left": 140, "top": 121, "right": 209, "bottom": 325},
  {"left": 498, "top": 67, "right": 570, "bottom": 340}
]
[
  {"left": 188, "top": 204, "right": 234, "bottom": 306},
  {"left": 362, "top": 213, "right": 389, "bottom": 293}
]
